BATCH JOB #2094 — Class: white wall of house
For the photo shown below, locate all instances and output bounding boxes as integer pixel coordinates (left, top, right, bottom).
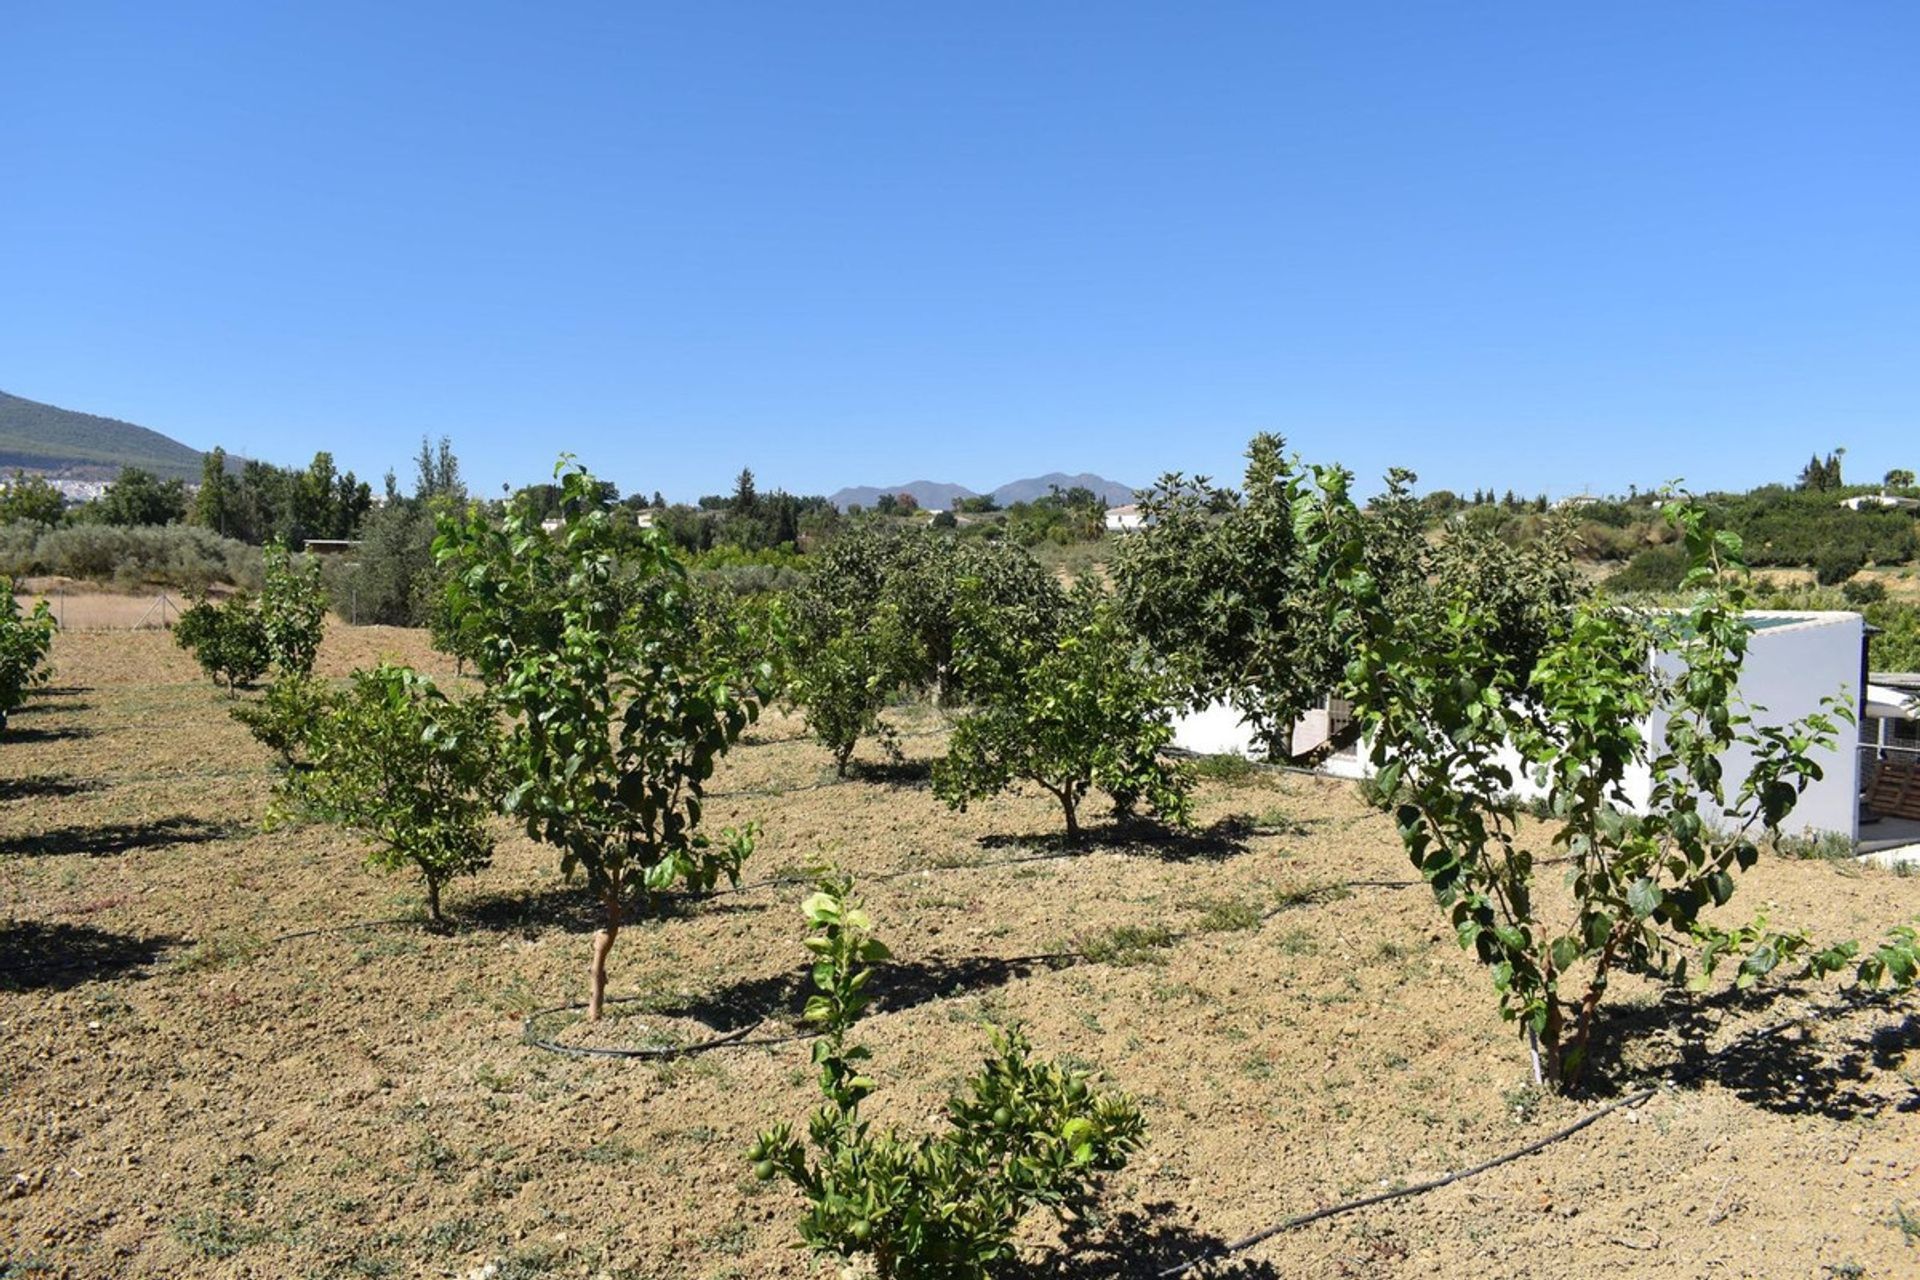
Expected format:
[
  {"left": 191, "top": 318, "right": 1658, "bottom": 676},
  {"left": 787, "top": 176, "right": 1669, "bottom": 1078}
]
[{"left": 1171, "top": 611, "right": 1863, "bottom": 839}]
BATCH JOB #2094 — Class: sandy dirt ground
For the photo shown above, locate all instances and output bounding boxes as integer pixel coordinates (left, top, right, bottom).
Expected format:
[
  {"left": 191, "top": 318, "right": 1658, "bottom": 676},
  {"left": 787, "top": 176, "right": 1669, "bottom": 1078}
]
[{"left": 3, "top": 627, "right": 1918, "bottom": 1279}]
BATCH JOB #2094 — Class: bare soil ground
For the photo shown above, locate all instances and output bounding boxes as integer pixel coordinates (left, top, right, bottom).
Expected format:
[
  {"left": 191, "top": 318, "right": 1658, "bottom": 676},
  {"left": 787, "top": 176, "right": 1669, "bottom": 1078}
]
[{"left": 3, "top": 628, "right": 1919, "bottom": 1279}]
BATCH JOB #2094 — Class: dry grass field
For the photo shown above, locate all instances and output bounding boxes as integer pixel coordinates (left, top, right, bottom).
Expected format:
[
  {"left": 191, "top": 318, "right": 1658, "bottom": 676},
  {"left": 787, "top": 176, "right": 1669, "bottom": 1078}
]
[{"left": 4, "top": 627, "right": 1920, "bottom": 1279}]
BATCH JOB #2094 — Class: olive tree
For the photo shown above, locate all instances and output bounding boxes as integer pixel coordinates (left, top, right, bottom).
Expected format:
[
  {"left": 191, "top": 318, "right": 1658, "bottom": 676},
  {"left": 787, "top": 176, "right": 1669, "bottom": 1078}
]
[
  {"left": 288, "top": 664, "right": 497, "bottom": 923},
  {"left": 436, "top": 461, "right": 771, "bottom": 1018},
  {"left": 932, "top": 583, "right": 1190, "bottom": 842},
  {"left": 0, "top": 582, "right": 56, "bottom": 732}
]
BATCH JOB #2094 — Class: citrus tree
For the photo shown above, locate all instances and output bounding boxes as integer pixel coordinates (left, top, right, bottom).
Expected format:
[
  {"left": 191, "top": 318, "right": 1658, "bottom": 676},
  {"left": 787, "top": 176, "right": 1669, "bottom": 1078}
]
[
  {"left": 174, "top": 593, "right": 269, "bottom": 693},
  {"left": 1313, "top": 478, "right": 1913, "bottom": 1089},
  {"left": 751, "top": 877, "right": 1146, "bottom": 1279},
  {"left": 230, "top": 542, "right": 333, "bottom": 766},
  {"left": 287, "top": 664, "right": 498, "bottom": 923},
  {"left": 932, "top": 583, "right": 1190, "bottom": 842},
  {"left": 435, "top": 460, "right": 772, "bottom": 1018},
  {"left": 0, "top": 581, "right": 57, "bottom": 732},
  {"left": 788, "top": 605, "right": 912, "bottom": 776},
  {"left": 1110, "top": 434, "right": 1430, "bottom": 763}
]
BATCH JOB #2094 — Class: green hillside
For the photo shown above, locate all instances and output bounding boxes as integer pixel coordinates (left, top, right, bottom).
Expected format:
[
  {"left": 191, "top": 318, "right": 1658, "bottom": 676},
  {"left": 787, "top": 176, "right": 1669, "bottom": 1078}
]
[{"left": 0, "top": 389, "right": 208, "bottom": 481}]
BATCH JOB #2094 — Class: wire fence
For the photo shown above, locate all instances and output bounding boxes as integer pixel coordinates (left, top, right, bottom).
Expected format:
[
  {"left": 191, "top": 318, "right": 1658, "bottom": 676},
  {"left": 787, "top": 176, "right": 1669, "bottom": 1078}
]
[{"left": 13, "top": 588, "right": 186, "bottom": 631}]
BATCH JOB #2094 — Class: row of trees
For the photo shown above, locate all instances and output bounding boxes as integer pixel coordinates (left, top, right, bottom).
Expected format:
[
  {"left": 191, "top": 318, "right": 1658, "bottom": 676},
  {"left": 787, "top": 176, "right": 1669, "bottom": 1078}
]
[{"left": 148, "top": 443, "right": 1920, "bottom": 1277}]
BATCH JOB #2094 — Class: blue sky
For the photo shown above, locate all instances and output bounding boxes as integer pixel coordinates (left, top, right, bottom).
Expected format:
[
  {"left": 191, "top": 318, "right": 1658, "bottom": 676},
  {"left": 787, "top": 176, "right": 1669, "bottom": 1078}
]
[{"left": 3, "top": 3, "right": 1916, "bottom": 501}]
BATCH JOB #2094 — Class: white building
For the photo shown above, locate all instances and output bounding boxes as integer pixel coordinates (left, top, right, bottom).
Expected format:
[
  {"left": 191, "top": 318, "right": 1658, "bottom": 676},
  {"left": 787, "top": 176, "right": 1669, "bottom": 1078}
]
[
  {"left": 1840, "top": 493, "right": 1920, "bottom": 512},
  {"left": 1173, "top": 610, "right": 1867, "bottom": 840},
  {"left": 1104, "top": 503, "right": 1145, "bottom": 533}
]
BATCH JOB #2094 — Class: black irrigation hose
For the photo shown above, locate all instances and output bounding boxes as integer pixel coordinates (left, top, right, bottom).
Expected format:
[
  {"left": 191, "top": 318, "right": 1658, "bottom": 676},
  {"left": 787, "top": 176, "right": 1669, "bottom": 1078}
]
[
  {"left": 1149, "top": 994, "right": 1907, "bottom": 1278},
  {"left": 521, "top": 1004, "right": 817, "bottom": 1060},
  {"left": 1154, "top": 1085, "right": 1661, "bottom": 1278}
]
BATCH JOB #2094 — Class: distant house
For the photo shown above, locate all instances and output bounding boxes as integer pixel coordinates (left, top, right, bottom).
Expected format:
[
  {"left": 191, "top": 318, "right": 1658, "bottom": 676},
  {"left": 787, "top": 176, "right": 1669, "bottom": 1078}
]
[
  {"left": 1840, "top": 493, "right": 1920, "bottom": 512},
  {"left": 1104, "top": 503, "right": 1145, "bottom": 533},
  {"left": 1174, "top": 611, "right": 1868, "bottom": 841}
]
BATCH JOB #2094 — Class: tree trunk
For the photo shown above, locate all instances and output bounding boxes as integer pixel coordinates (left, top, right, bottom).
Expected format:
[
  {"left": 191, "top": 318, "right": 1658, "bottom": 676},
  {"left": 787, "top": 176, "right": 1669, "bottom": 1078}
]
[
  {"left": 1060, "top": 788, "right": 1081, "bottom": 844},
  {"left": 588, "top": 892, "right": 623, "bottom": 1021},
  {"left": 425, "top": 877, "right": 443, "bottom": 925}
]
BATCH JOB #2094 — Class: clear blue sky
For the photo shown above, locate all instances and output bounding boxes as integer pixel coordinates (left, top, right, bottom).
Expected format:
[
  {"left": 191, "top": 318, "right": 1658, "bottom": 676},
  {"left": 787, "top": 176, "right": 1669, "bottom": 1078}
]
[{"left": 3, "top": 3, "right": 1916, "bottom": 501}]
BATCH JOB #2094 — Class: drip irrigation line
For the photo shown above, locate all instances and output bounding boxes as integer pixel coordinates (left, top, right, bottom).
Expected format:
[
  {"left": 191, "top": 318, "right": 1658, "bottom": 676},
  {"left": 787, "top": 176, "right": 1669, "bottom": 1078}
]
[
  {"left": 1153, "top": 1087, "right": 1659, "bottom": 1278},
  {"left": 1149, "top": 994, "right": 1903, "bottom": 1278},
  {"left": 521, "top": 1006, "right": 818, "bottom": 1060}
]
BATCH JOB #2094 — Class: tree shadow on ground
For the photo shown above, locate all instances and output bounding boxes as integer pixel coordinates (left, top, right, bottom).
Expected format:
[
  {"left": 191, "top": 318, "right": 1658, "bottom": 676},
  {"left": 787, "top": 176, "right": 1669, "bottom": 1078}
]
[
  {"left": 1, "top": 815, "right": 235, "bottom": 858},
  {"left": 1581, "top": 986, "right": 1920, "bottom": 1121},
  {"left": 845, "top": 757, "right": 933, "bottom": 787},
  {"left": 1034, "top": 1204, "right": 1280, "bottom": 1279},
  {"left": 2, "top": 724, "right": 97, "bottom": 745},
  {"left": 9, "top": 699, "right": 94, "bottom": 717},
  {"left": 455, "top": 884, "right": 764, "bottom": 938},
  {"left": 0, "top": 775, "right": 105, "bottom": 802},
  {"left": 659, "top": 951, "right": 1074, "bottom": 1032},
  {"left": 0, "top": 920, "right": 178, "bottom": 992},
  {"left": 976, "top": 815, "right": 1253, "bottom": 864}
]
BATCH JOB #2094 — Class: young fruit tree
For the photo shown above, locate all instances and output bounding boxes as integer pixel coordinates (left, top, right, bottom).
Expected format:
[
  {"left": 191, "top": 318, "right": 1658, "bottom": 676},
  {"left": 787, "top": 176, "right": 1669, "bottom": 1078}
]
[
  {"left": 256, "top": 540, "right": 327, "bottom": 679},
  {"left": 750, "top": 877, "right": 1146, "bottom": 1280},
  {"left": 787, "top": 607, "right": 912, "bottom": 776},
  {"left": 1110, "top": 433, "right": 1431, "bottom": 764},
  {"left": 1316, "top": 482, "right": 1916, "bottom": 1089},
  {"left": 932, "top": 583, "right": 1191, "bottom": 842},
  {"left": 174, "top": 593, "right": 270, "bottom": 693},
  {"left": 435, "top": 461, "right": 771, "bottom": 1018},
  {"left": 286, "top": 664, "right": 499, "bottom": 923},
  {"left": 231, "top": 542, "right": 334, "bottom": 766},
  {"left": 0, "top": 582, "right": 57, "bottom": 733}
]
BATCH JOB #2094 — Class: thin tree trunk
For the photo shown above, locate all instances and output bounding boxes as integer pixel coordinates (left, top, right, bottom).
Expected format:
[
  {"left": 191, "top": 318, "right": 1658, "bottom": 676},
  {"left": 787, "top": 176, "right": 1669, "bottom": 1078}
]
[
  {"left": 588, "top": 891, "right": 622, "bottom": 1021},
  {"left": 1060, "top": 787, "right": 1080, "bottom": 844},
  {"left": 426, "top": 877, "right": 443, "bottom": 924}
]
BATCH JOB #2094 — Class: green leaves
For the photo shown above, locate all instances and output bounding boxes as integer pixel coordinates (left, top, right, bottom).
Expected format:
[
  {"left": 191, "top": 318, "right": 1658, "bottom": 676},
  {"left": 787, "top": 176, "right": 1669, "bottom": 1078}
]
[
  {"left": 435, "top": 459, "right": 771, "bottom": 913},
  {"left": 0, "top": 583, "right": 56, "bottom": 730},
  {"left": 285, "top": 664, "right": 500, "bottom": 922},
  {"left": 1626, "top": 878, "right": 1662, "bottom": 921},
  {"left": 933, "top": 582, "right": 1190, "bottom": 841},
  {"left": 756, "top": 879, "right": 1146, "bottom": 1280},
  {"left": 1322, "top": 477, "right": 1855, "bottom": 1090}
]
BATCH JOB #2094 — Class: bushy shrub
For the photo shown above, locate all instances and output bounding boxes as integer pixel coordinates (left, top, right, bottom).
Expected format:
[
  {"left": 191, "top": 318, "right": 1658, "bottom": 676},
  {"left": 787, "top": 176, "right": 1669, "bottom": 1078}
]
[
  {"left": 0, "top": 581, "right": 57, "bottom": 731},
  {"left": 751, "top": 878, "right": 1145, "bottom": 1279},
  {"left": 231, "top": 673, "right": 333, "bottom": 769},
  {"left": 1604, "top": 544, "right": 1689, "bottom": 593},
  {"left": 257, "top": 542, "right": 326, "bottom": 679},
  {"left": 1841, "top": 577, "right": 1888, "bottom": 606},
  {"left": 174, "top": 594, "right": 269, "bottom": 692},
  {"left": 933, "top": 584, "right": 1191, "bottom": 841},
  {"left": 329, "top": 499, "right": 438, "bottom": 626},
  {"left": 286, "top": 665, "right": 500, "bottom": 922},
  {"left": 1814, "top": 545, "right": 1866, "bottom": 586}
]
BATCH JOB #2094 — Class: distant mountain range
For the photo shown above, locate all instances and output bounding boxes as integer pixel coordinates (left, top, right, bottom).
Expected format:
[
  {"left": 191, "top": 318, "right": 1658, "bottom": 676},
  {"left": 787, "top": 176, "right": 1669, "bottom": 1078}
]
[
  {"left": 0, "top": 390, "right": 209, "bottom": 482},
  {"left": 829, "top": 472, "right": 1137, "bottom": 512}
]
